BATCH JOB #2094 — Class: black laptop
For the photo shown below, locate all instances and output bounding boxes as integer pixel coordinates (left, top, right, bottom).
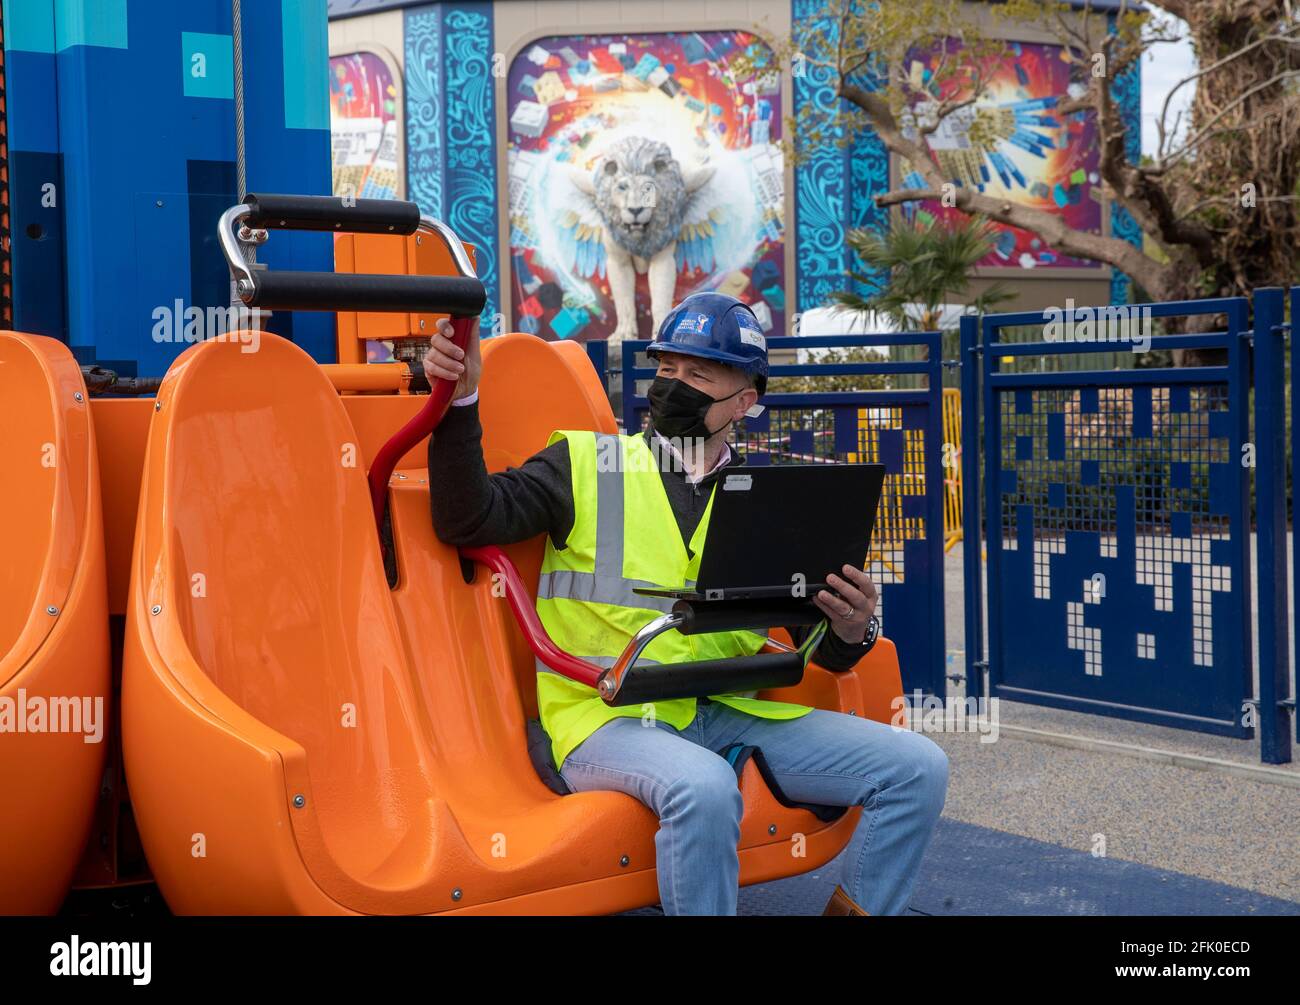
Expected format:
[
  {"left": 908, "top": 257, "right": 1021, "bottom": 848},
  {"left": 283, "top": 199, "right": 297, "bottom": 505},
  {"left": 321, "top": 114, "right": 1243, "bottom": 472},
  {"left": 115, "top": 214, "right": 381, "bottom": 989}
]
[{"left": 634, "top": 463, "right": 886, "bottom": 602}]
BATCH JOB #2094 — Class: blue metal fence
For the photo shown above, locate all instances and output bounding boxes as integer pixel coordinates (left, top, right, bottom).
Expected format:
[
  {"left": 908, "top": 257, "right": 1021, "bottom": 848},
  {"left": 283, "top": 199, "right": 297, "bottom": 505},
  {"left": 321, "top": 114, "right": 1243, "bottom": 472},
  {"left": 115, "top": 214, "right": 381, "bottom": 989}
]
[
  {"left": 962, "top": 299, "right": 1254, "bottom": 737},
  {"left": 1252, "top": 288, "right": 1292, "bottom": 764},
  {"left": 1293, "top": 287, "right": 1300, "bottom": 754},
  {"left": 615, "top": 333, "right": 948, "bottom": 697},
  {"left": 1292, "top": 286, "right": 1300, "bottom": 753},
  {"left": 577, "top": 288, "right": 1300, "bottom": 761}
]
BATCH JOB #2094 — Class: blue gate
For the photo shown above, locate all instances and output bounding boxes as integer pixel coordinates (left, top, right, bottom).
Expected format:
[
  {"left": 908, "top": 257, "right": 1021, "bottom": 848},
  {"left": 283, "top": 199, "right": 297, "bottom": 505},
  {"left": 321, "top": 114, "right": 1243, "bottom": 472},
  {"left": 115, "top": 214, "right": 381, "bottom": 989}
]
[
  {"left": 961, "top": 299, "right": 1253, "bottom": 736},
  {"left": 1254, "top": 286, "right": 1300, "bottom": 764},
  {"left": 619, "top": 333, "right": 948, "bottom": 697}
]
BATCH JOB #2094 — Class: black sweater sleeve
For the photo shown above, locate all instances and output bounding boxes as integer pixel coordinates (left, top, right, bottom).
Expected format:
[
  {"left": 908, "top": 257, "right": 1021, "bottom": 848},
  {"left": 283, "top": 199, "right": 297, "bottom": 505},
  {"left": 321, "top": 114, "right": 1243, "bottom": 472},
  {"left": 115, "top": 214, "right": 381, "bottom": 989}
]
[
  {"left": 427, "top": 400, "right": 575, "bottom": 550},
  {"left": 790, "top": 621, "right": 873, "bottom": 672}
]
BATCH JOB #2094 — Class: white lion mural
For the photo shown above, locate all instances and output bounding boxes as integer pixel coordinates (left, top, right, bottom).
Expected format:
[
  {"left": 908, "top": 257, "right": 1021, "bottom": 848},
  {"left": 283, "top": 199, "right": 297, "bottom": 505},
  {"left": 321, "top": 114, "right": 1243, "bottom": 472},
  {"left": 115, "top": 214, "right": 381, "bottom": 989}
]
[{"left": 537, "top": 135, "right": 764, "bottom": 349}]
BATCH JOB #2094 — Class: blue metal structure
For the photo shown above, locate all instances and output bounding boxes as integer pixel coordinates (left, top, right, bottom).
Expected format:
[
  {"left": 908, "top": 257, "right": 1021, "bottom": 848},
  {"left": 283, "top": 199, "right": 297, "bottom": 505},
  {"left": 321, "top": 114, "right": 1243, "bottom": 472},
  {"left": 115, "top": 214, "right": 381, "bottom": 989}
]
[
  {"left": 3, "top": 0, "right": 334, "bottom": 377},
  {"left": 1293, "top": 287, "right": 1300, "bottom": 750},
  {"left": 959, "top": 315, "right": 985, "bottom": 703},
  {"left": 964, "top": 298, "right": 1254, "bottom": 737},
  {"left": 1252, "top": 287, "right": 1292, "bottom": 764},
  {"left": 620, "top": 332, "right": 947, "bottom": 697}
]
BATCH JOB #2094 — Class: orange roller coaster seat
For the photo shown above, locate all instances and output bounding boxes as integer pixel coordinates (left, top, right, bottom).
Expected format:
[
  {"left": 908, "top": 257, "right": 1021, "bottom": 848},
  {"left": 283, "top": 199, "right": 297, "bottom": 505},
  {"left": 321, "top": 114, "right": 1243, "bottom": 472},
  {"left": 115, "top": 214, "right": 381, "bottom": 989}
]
[
  {"left": 123, "top": 329, "right": 903, "bottom": 915},
  {"left": 0, "top": 332, "right": 111, "bottom": 914}
]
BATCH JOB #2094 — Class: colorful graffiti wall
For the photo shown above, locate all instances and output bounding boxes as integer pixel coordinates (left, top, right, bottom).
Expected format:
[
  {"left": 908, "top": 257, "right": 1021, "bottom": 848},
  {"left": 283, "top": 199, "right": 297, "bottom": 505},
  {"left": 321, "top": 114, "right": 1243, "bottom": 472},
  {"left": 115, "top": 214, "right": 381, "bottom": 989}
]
[
  {"left": 330, "top": 50, "right": 401, "bottom": 201},
  {"left": 903, "top": 39, "right": 1103, "bottom": 271},
  {"left": 505, "top": 30, "right": 785, "bottom": 343}
]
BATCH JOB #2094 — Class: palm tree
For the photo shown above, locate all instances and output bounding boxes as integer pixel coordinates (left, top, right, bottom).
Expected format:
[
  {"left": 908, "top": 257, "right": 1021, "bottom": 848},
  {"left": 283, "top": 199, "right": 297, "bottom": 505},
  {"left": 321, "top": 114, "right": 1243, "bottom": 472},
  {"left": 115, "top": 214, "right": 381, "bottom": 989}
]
[
  {"left": 812, "top": 215, "right": 1017, "bottom": 391},
  {"left": 832, "top": 214, "right": 1015, "bottom": 331},
  {"left": 767, "top": 216, "right": 1015, "bottom": 394},
  {"left": 832, "top": 214, "right": 1013, "bottom": 331}
]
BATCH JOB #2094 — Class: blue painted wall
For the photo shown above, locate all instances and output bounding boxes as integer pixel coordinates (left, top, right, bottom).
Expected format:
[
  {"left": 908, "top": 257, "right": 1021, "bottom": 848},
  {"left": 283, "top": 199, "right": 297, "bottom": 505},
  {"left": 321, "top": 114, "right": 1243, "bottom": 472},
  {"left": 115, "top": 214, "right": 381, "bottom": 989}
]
[
  {"left": 403, "top": 1, "right": 500, "bottom": 326},
  {"left": 790, "top": 0, "right": 891, "bottom": 317},
  {"left": 3, "top": 0, "right": 334, "bottom": 376}
]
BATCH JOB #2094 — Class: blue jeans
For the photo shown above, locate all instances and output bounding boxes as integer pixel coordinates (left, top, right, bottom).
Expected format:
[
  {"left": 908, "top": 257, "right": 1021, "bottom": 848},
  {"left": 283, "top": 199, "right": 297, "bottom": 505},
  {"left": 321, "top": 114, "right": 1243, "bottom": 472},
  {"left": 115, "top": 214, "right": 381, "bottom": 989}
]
[{"left": 558, "top": 698, "right": 949, "bottom": 915}]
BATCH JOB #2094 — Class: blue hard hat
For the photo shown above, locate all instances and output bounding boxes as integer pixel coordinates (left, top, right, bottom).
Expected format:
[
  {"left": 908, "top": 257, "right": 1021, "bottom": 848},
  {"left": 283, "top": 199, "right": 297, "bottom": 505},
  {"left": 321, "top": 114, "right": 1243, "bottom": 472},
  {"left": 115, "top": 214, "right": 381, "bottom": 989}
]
[{"left": 646, "top": 292, "right": 769, "bottom": 390}]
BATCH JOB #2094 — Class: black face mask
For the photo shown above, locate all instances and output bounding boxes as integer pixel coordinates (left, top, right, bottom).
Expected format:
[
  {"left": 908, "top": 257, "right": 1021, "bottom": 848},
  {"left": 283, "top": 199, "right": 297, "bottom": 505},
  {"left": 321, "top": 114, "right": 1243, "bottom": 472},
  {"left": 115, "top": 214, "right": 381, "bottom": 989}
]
[{"left": 647, "top": 375, "right": 746, "bottom": 441}]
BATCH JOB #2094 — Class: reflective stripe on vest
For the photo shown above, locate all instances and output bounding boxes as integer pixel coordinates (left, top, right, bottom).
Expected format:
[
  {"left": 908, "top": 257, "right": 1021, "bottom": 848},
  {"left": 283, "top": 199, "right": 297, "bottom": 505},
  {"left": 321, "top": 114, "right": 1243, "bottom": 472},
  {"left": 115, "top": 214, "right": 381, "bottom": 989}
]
[
  {"left": 533, "top": 430, "right": 814, "bottom": 773},
  {"left": 537, "top": 432, "right": 694, "bottom": 613}
]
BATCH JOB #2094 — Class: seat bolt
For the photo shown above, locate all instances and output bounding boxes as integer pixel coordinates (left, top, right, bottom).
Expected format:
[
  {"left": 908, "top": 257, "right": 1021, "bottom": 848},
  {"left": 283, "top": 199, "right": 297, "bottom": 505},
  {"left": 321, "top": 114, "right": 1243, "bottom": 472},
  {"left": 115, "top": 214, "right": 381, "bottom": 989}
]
[
  {"left": 46, "top": 605, "right": 59, "bottom": 616},
  {"left": 150, "top": 605, "right": 162, "bottom": 616},
  {"left": 292, "top": 794, "right": 305, "bottom": 808},
  {"left": 619, "top": 855, "right": 630, "bottom": 867},
  {"left": 73, "top": 391, "right": 84, "bottom": 403},
  {"left": 768, "top": 824, "right": 777, "bottom": 836},
  {"left": 154, "top": 401, "right": 162, "bottom": 412},
  {"left": 451, "top": 888, "right": 462, "bottom": 901}
]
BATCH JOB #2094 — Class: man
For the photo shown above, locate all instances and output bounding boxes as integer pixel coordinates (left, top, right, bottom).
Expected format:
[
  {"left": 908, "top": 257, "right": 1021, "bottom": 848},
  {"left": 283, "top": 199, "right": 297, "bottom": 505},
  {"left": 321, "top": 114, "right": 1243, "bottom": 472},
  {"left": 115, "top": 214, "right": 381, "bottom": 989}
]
[{"left": 424, "top": 292, "right": 948, "bottom": 916}]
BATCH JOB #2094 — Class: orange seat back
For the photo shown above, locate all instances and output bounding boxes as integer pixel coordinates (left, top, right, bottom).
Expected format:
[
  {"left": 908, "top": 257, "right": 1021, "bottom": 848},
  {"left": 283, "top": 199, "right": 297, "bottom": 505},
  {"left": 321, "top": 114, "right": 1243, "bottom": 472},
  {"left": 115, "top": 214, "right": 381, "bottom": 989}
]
[
  {"left": 0, "top": 333, "right": 90, "bottom": 670},
  {"left": 0, "top": 331, "right": 110, "bottom": 913},
  {"left": 475, "top": 335, "right": 616, "bottom": 715},
  {"left": 146, "top": 332, "right": 438, "bottom": 880}
]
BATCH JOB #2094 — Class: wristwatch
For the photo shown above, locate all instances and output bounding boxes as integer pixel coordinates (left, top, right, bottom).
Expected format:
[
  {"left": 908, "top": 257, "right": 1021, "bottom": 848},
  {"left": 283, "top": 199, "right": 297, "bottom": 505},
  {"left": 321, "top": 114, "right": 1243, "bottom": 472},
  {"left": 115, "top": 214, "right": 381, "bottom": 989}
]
[{"left": 861, "top": 615, "right": 881, "bottom": 653}]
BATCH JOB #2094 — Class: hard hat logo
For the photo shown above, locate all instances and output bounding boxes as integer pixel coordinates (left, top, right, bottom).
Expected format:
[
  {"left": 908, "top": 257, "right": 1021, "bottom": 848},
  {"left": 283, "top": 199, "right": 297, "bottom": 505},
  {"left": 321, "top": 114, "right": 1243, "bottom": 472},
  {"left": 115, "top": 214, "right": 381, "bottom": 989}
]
[
  {"left": 734, "top": 310, "right": 767, "bottom": 350},
  {"left": 672, "top": 312, "right": 714, "bottom": 338}
]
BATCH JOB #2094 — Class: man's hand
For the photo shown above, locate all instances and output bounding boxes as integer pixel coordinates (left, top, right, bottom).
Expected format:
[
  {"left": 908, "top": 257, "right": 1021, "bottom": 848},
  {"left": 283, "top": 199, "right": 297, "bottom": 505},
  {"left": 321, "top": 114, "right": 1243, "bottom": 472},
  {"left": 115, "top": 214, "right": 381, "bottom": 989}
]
[
  {"left": 422, "top": 316, "right": 482, "bottom": 399},
  {"left": 814, "top": 565, "right": 878, "bottom": 645}
]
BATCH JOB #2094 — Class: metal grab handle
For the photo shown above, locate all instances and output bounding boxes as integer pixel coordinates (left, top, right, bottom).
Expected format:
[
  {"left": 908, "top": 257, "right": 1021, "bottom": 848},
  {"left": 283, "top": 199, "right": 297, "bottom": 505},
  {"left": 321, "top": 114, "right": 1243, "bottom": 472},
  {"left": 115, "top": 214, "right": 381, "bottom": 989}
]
[
  {"left": 218, "top": 199, "right": 482, "bottom": 313},
  {"left": 457, "top": 545, "right": 831, "bottom": 703},
  {"left": 671, "top": 597, "right": 825, "bottom": 635},
  {"left": 215, "top": 195, "right": 485, "bottom": 545},
  {"left": 597, "top": 617, "right": 827, "bottom": 705},
  {"left": 599, "top": 650, "right": 807, "bottom": 708},
  {"left": 241, "top": 271, "right": 485, "bottom": 315},
  {"left": 242, "top": 193, "right": 421, "bottom": 235}
]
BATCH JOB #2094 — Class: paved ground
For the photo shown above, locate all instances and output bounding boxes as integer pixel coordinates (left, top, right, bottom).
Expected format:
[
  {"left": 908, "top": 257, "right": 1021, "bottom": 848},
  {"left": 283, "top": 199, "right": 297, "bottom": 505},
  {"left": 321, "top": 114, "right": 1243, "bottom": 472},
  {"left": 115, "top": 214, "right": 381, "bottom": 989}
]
[
  {"left": 620, "top": 533, "right": 1300, "bottom": 915},
  {"left": 847, "top": 538, "right": 1300, "bottom": 913},
  {"left": 733, "top": 816, "right": 1300, "bottom": 916}
]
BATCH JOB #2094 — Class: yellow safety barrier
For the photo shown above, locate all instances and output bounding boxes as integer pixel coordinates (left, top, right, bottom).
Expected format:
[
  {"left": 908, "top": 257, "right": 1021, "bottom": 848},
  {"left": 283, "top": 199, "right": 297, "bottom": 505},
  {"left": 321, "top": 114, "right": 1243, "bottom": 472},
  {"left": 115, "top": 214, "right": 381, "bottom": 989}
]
[
  {"left": 942, "top": 388, "right": 963, "bottom": 553},
  {"left": 846, "top": 389, "right": 964, "bottom": 578}
]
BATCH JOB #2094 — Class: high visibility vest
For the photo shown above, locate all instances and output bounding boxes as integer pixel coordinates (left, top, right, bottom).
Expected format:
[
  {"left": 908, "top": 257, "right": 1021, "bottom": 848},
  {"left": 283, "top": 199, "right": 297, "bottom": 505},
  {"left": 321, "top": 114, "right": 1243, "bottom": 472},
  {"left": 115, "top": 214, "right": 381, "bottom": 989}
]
[{"left": 535, "top": 429, "right": 814, "bottom": 772}]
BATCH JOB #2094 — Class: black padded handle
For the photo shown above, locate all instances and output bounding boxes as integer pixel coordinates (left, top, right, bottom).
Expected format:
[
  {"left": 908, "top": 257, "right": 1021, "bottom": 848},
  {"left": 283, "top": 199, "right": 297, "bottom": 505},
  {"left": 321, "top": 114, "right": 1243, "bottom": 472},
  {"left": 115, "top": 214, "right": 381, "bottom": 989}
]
[
  {"left": 245, "top": 270, "right": 486, "bottom": 315},
  {"left": 603, "top": 651, "right": 805, "bottom": 707},
  {"left": 671, "top": 598, "right": 824, "bottom": 636},
  {"left": 243, "top": 193, "right": 422, "bottom": 235}
]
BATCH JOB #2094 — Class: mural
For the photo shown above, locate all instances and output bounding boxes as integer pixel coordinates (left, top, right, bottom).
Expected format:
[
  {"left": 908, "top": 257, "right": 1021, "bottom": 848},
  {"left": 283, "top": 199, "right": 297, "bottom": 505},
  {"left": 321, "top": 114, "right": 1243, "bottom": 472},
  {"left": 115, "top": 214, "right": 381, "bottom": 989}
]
[
  {"left": 902, "top": 39, "right": 1103, "bottom": 270},
  {"left": 506, "top": 31, "right": 785, "bottom": 346},
  {"left": 330, "top": 50, "right": 401, "bottom": 201}
]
